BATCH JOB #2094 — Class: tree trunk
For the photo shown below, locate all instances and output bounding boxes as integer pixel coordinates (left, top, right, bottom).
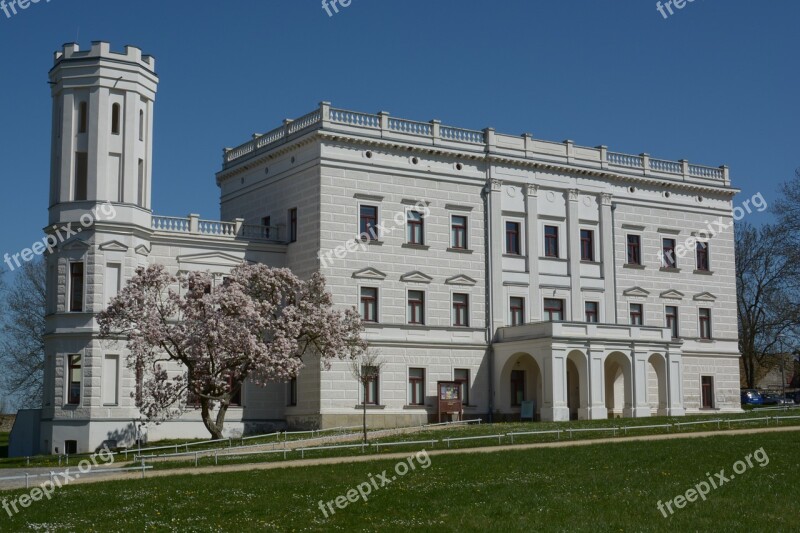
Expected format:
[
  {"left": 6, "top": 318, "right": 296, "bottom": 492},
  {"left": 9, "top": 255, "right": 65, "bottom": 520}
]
[{"left": 200, "top": 399, "right": 228, "bottom": 440}]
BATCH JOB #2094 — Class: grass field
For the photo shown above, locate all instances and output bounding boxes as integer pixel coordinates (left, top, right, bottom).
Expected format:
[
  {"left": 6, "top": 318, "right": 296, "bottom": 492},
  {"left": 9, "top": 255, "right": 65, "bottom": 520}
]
[{"left": 0, "top": 431, "right": 797, "bottom": 531}]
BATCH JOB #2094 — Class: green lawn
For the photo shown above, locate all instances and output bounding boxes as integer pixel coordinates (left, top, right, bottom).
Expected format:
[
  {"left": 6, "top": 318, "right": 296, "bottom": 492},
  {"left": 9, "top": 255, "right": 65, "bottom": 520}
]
[{"left": 0, "top": 431, "right": 796, "bottom": 531}]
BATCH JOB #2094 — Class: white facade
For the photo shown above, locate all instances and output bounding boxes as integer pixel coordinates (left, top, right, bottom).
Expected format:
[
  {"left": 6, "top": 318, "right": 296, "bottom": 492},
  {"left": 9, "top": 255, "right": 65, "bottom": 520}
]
[{"left": 26, "top": 42, "right": 741, "bottom": 455}]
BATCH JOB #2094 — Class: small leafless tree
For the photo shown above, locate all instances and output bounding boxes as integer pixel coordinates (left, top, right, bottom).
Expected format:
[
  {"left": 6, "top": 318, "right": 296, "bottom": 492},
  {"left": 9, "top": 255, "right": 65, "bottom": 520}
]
[
  {"left": 0, "top": 259, "right": 46, "bottom": 409},
  {"left": 350, "top": 349, "right": 384, "bottom": 444}
]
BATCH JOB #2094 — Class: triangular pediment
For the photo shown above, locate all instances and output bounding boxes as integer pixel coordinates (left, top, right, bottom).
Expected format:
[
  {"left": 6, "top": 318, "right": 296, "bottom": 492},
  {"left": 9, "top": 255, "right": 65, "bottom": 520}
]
[
  {"left": 61, "top": 238, "right": 90, "bottom": 251},
  {"left": 659, "top": 289, "right": 684, "bottom": 300},
  {"left": 623, "top": 286, "right": 650, "bottom": 298},
  {"left": 400, "top": 270, "right": 433, "bottom": 284},
  {"left": 352, "top": 267, "right": 387, "bottom": 280},
  {"left": 98, "top": 240, "right": 128, "bottom": 252},
  {"left": 177, "top": 252, "right": 244, "bottom": 269},
  {"left": 693, "top": 291, "right": 717, "bottom": 302},
  {"left": 445, "top": 274, "right": 477, "bottom": 286},
  {"left": 135, "top": 244, "right": 151, "bottom": 256}
]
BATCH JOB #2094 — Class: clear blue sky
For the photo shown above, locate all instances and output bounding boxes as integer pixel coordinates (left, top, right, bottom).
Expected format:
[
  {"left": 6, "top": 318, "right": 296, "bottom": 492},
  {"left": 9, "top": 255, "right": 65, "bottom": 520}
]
[{"left": 0, "top": 0, "right": 797, "bottom": 267}]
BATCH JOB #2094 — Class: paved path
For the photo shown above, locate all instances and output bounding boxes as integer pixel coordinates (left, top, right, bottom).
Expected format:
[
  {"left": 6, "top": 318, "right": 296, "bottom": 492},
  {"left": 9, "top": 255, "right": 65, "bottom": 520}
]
[{"left": 1, "top": 425, "right": 798, "bottom": 491}]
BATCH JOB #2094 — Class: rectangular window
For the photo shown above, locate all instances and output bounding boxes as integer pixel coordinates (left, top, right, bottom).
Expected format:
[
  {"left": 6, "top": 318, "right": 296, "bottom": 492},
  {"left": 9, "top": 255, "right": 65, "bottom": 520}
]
[
  {"left": 580, "top": 229, "right": 594, "bottom": 261},
  {"left": 363, "top": 366, "right": 379, "bottom": 405},
  {"left": 662, "top": 238, "right": 677, "bottom": 268},
  {"left": 544, "top": 225, "right": 559, "bottom": 258},
  {"left": 407, "top": 210, "right": 424, "bottom": 244},
  {"left": 666, "top": 306, "right": 679, "bottom": 338},
  {"left": 137, "top": 159, "right": 145, "bottom": 207},
  {"left": 102, "top": 355, "right": 119, "bottom": 406},
  {"left": 408, "top": 290, "right": 425, "bottom": 325},
  {"left": 701, "top": 376, "right": 715, "bottom": 409},
  {"left": 630, "top": 303, "right": 643, "bottom": 326},
  {"left": 74, "top": 152, "right": 88, "bottom": 201},
  {"left": 510, "top": 297, "right": 525, "bottom": 326},
  {"left": 139, "top": 109, "right": 145, "bottom": 141},
  {"left": 111, "top": 103, "right": 121, "bottom": 135},
  {"left": 261, "top": 216, "right": 271, "bottom": 239},
  {"left": 360, "top": 205, "right": 378, "bottom": 240},
  {"left": 511, "top": 370, "right": 525, "bottom": 407},
  {"left": 67, "top": 354, "right": 81, "bottom": 405},
  {"left": 453, "top": 293, "right": 469, "bottom": 327},
  {"left": 451, "top": 215, "right": 468, "bottom": 249},
  {"left": 78, "top": 102, "right": 88, "bottom": 134},
  {"left": 289, "top": 208, "right": 298, "bottom": 243},
  {"left": 408, "top": 368, "right": 425, "bottom": 406},
  {"left": 288, "top": 378, "right": 297, "bottom": 406},
  {"left": 506, "top": 221, "right": 521, "bottom": 255},
  {"left": 696, "top": 242, "right": 710, "bottom": 271},
  {"left": 360, "top": 287, "right": 378, "bottom": 323},
  {"left": 455, "top": 369, "right": 470, "bottom": 405},
  {"left": 544, "top": 298, "right": 564, "bottom": 321},
  {"left": 69, "top": 262, "right": 84, "bottom": 312},
  {"left": 105, "top": 263, "right": 121, "bottom": 306},
  {"left": 627, "top": 235, "right": 642, "bottom": 265},
  {"left": 699, "top": 308, "right": 712, "bottom": 339},
  {"left": 585, "top": 301, "right": 599, "bottom": 323}
]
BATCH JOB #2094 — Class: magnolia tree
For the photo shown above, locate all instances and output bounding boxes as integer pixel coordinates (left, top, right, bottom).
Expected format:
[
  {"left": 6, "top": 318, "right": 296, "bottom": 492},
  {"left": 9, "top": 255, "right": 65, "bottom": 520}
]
[{"left": 99, "top": 263, "right": 366, "bottom": 439}]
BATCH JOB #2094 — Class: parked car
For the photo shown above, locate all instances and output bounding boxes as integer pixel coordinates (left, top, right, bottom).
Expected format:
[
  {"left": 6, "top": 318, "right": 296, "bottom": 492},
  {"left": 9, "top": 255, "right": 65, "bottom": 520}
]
[
  {"left": 741, "top": 389, "right": 765, "bottom": 405},
  {"left": 761, "top": 393, "right": 792, "bottom": 405}
]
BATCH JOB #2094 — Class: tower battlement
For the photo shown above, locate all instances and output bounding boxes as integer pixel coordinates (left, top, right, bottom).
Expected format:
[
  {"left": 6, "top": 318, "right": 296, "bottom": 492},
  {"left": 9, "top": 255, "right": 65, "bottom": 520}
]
[{"left": 54, "top": 41, "right": 155, "bottom": 71}]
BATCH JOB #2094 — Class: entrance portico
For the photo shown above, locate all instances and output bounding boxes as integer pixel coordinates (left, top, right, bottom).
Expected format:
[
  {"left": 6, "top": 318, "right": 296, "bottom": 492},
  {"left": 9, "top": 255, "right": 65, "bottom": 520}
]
[{"left": 493, "top": 321, "right": 685, "bottom": 421}]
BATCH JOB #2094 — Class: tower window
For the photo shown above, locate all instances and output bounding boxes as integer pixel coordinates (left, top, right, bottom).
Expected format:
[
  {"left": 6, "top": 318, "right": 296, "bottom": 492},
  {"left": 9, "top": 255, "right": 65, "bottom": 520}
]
[
  {"left": 74, "top": 152, "right": 88, "bottom": 201},
  {"left": 67, "top": 354, "right": 82, "bottom": 405},
  {"left": 139, "top": 109, "right": 145, "bottom": 141},
  {"left": 137, "top": 159, "right": 145, "bottom": 207},
  {"left": 111, "top": 103, "right": 121, "bottom": 135},
  {"left": 78, "top": 102, "right": 88, "bottom": 134},
  {"left": 69, "top": 262, "right": 84, "bottom": 312}
]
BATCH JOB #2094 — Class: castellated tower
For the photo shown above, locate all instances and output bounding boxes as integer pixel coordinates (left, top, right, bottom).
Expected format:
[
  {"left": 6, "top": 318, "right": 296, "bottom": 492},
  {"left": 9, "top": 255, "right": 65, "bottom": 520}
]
[{"left": 41, "top": 42, "right": 159, "bottom": 454}]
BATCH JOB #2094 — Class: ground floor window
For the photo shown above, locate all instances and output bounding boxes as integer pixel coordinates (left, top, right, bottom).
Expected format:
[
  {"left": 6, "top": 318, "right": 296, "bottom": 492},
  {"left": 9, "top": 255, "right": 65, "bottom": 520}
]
[
  {"left": 701, "top": 376, "right": 715, "bottom": 409},
  {"left": 64, "top": 440, "right": 78, "bottom": 455},
  {"left": 455, "top": 369, "right": 470, "bottom": 405},
  {"left": 511, "top": 370, "right": 525, "bottom": 406},
  {"left": 288, "top": 378, "right": 297, "bottom": 406},
  {"left": 408, "top": 368, "right": 425, "bottom": 405},
  {"left": 363, "top": 366, "right": 379, "bottom": 405}
]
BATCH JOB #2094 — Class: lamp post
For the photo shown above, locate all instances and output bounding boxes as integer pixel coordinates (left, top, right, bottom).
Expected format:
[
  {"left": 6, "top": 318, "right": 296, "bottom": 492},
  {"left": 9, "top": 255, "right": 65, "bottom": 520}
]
[{"left": 776, "top": 334, "right": 792, "bottom": 405}]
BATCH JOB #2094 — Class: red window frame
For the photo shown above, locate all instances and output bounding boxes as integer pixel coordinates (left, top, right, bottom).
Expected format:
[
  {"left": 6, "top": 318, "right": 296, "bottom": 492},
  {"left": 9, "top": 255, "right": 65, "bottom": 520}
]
[
  {"left": 453, "top": 293, "right": 469, "bottom": 327},
  {"left": 407, "top": 210, "right": 424, "bottom": 244},
  {"left": 363, "top": 366, "right": 379, "bottom": 405},
  {"left": 408, "top": 368, "right": 425, "bottom": 406},
  {"left": 408, "top": 291, "right": 425, "bottom": 325},
  {"left": 580, "top": 229, "right": 594, "bottom": 261},
  {"left": 510, "top": 297, "right": 525, "bottom": 326},
  {"left": 506, "top": 221, "right": 521, "bottom": 255},
  {"left": 630, "top": 303, "right": 643, "bottom": 325},
  {"left": 662, "top": 238, "right": 677, "bottom": 268},
  {"left": 666, "top": 306, "right": 679, "bottom": 338},
  {"left": 69, "top": 262, "right": 84, "bottom": 312},
  {"left": 451, "top": 215, "right": 467, "bottom": 249},
  {"left": 696, "top": 242, "right": 710, "bottom": 271},
  {"left": 360, "top": 287, "right": 378, "bottom": 323},
  {"left": 455, "top": 369, "right": 470, "bottom": 405},
  {"left": 585, "top": 301, "right": 598, "bottom": 323},
  {"left": 67, "top": 354, "right": 81, "bottom": 405},
  {"left": 360, "top": 205, "right": 378, "bottom": 240},
  {"left": 627, "top": 234, "right": 641, "bottom": 265},
  {"left": 699, "top": 308, "right": 712, "bottom": 339},
  {"left": 544, "top": 298, "right": 564, "bottom": 321},
  {"left": 544, "top": 225, "right": 559, "bottom": 258}
]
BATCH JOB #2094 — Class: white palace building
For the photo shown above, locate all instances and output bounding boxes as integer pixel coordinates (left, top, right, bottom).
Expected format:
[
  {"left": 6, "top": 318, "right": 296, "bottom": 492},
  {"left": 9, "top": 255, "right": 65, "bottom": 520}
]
[{"left": 13, "top": 43, "right": 743, "bottom": 455}]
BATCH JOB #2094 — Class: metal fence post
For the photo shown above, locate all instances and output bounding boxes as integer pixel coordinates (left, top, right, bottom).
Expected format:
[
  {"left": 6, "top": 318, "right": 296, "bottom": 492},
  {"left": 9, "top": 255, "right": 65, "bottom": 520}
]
[{"left": 25, "top": 473, "right": 29, "bottom": 489}]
